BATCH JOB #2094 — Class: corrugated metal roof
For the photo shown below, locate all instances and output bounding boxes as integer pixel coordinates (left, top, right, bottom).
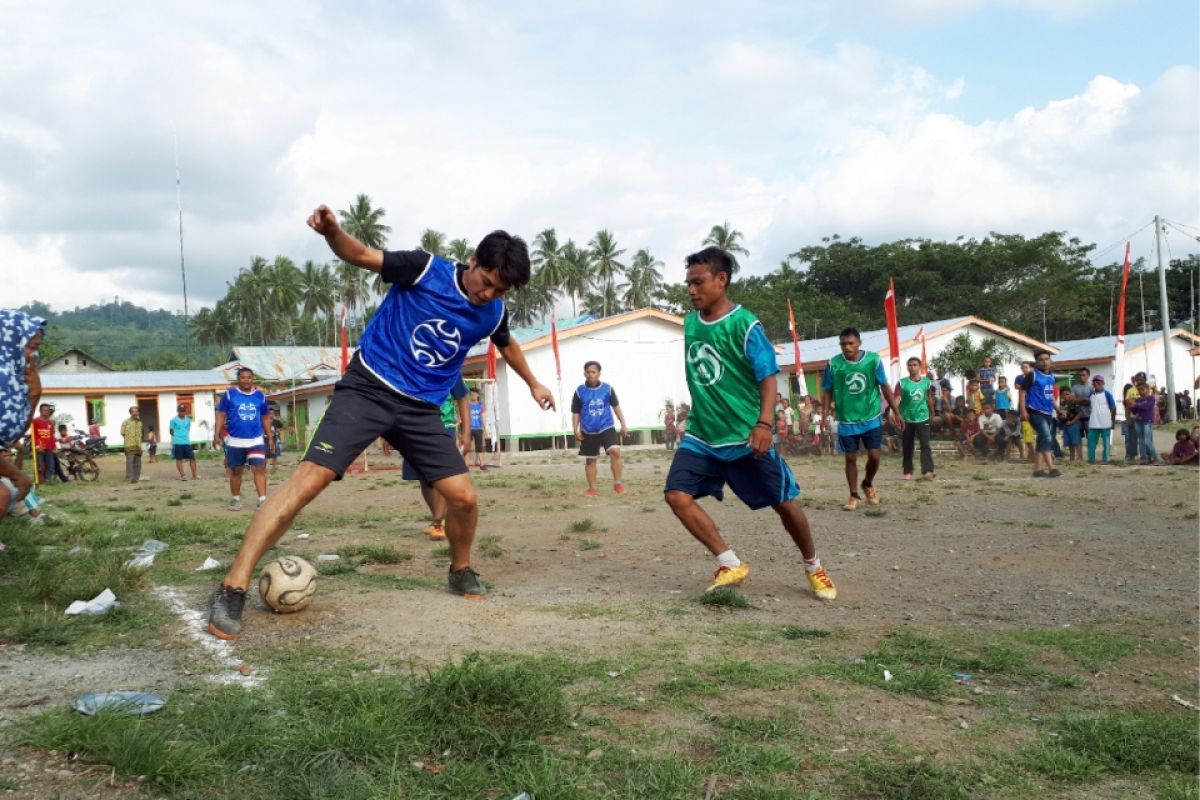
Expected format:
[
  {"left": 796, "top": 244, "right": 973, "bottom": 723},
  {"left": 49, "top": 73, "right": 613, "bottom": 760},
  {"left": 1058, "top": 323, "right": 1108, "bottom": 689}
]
[
  {"left": 222, "top": 346, "right": 357, "bottom": 381},
  {"left": 776, "top": 317, "right": 972, "bottom": 367},
  {"left": 466, "top": 314, "right": 595, "bottom": 357},
  {"left": 41, "top": 370, "right": 229, "bottom": 390},
  {"left": 1050, "top": 330, "right": 1190, "bottom": 363}
]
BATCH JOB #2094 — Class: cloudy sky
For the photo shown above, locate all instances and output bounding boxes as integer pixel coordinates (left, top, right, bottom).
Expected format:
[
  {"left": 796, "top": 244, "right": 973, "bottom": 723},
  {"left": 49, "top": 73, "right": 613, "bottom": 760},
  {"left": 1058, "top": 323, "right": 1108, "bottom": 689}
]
[{"left": 1, "top": 0, "right": 1197, "bottom": 314}]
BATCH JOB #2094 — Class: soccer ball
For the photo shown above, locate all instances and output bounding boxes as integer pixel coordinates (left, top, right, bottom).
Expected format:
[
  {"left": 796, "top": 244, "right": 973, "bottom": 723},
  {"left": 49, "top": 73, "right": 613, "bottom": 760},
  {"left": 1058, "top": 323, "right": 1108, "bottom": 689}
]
[{"left": 258, "top": 556, "right": 317, "bottom": 614}]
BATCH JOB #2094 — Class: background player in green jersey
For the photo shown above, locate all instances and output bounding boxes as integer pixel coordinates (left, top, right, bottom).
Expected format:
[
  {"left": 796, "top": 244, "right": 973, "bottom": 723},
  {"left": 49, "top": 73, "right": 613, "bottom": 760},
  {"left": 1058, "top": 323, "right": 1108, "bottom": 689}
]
[
  {"left": 663, "top": 247, "right": 835, "bottom": 602},
  {"left": 894, "top": 356, "right": 936, "bottom": 480},
  {"left": 821, "top": 328, "right": 902, "bottom": 510}
]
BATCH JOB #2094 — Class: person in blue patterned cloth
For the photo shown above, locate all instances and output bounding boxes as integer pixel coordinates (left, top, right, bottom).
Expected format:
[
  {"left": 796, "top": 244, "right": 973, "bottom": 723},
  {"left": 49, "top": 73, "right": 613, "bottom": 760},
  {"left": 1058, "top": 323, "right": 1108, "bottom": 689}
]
[{"left": 0, "top": 309, "right": 47, "bottom": 521}]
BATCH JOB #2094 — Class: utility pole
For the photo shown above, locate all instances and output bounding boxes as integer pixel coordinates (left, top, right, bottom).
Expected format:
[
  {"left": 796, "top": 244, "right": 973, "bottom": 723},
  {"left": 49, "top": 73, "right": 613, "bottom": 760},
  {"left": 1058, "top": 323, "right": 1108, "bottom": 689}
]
[
  {"left": 1154, "top": 215, "right": 1176, "bottom": 422},
  {"left": 175, "top": 136, "right": 190, "bottom": 357}
]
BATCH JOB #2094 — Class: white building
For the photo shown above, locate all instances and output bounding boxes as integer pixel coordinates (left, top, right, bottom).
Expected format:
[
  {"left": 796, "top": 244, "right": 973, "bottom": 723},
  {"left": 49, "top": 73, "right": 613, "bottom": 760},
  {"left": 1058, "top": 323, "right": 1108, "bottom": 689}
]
[
  {"left": 40, "top": 348, "right": 113, "bottom": 374},
  {"left": 39, "top": 371, "right": 229, "bottom": 448},
  {"left": 776, "top": 315, "right": 1055, "bottom": 397},
  {"left": 269, "top": 309, "right": 689, "bottom": 452},
  {"left": 1051, "top": 329, "right": 1200, "bottom": 415}
]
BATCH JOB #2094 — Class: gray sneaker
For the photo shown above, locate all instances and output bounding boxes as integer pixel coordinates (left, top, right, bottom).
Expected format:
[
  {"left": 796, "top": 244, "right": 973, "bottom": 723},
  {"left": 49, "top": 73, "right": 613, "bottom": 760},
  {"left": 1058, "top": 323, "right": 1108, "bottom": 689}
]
[
  {"left": 207, "top": 584, "right": 246, "bottom": 640},
  {"left": 448, "top": 566, "right": 487, "bottom": 599},
  {"left": 228, "top": 498, "right": 242, "bottom": 511}
]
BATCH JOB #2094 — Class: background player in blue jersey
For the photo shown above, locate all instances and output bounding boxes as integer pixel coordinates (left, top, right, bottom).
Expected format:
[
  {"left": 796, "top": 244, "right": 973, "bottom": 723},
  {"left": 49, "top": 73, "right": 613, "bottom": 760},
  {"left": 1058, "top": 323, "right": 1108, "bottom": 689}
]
[
  {"left": 209, "top": 204, "right": 555, "bottom": 640},
  {"left": 571, "top": 361, "right": 628, "bottom": 496},
  {"left": 214, "top": 367, "right": 272, "bottom": 511}
]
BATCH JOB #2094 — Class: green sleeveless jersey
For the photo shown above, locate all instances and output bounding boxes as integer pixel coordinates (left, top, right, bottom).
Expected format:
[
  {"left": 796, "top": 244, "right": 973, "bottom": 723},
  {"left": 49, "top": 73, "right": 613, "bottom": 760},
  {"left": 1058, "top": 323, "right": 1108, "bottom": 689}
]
[
  {"left": 683, "top": 306, "right": 765, "bottom": 446},
  {"left": 828, "top": 350, "right": 884, "bottom": 424},
  {"left": 898, "top": 376, "right": 932, "bottom": 423}
]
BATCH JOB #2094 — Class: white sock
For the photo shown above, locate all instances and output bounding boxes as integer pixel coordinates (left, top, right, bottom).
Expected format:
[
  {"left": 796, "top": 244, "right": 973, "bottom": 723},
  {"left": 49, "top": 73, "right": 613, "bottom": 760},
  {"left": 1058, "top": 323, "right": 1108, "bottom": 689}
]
[
  {"left": 258, "top": 496, "right": 267, "bottom": 503},
  {"left": 717, "top": 549, "right": 741, "bottom": 569},
  {"left": 804, "top": 556, "right": 822, "bottom": 574},
  {"left": 231, "top": 495, "right": 240, "bottom": 501}
]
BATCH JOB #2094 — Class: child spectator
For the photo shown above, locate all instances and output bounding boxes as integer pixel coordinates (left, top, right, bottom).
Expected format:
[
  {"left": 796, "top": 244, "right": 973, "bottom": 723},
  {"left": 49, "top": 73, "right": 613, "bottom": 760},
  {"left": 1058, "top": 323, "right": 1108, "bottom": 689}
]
[
  {"left": 1059, "top": 394, "right": 1083, "bottom": 463},
  {"left": 955, "top": 409, "right": 980, "bottom": 459},
  {"left": 1086, "top": 375, "right": 1116, "bottom": 464},
  {"left": 1132, "top": 383, "right": 1161, "bottom": 464},
  {"left": 1167, "top": 428, "right": 1198, "bottom": 465},
  {"left": 975, "top": 402, "right": 1005, "bottom": 461},
  {"left": 965, "top": 380, "right": 984, "bottom": 414},
  {"left": 994, "top": 376, "right": 1012, "bottom": 415},
  {"left": 1001, "top": 412, "right": 1023, "bottom": 462}
]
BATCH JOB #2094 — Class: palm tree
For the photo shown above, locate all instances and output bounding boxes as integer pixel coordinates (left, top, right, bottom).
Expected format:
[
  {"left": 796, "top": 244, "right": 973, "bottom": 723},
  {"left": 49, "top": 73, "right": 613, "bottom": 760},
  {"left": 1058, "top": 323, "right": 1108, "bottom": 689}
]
[
  {"left": 299, "top": 260, "right": 336, "bottom": 345},
  {"left": 621, "top": 249, "right": 665, "bottom": 310},
  {"left": 531, "top": 228, "right": 567, "bottom": 322},
  {"left": 582, "top": 284, "right": 621, "bottom": 318},
  {"left": 190, "top": 302, "right": 237, "bottom": 348},
  {"left": 267, "top": 256, "right": 303, "bottom": 344},
  {"left": 419, "top": 228, "right": 447, "bottom": 257},
  {"left": 448, "top": 238, "right": 474, "bottom": 262},
  {"left": 588, "top": 229, "right": 626, "bottom": 318},
  {"left": 508, "top": 282, "right": 555, "bottom": 328},
  {"left": 338, "top": 194, "right": 391, "bottom": 248},
  {"left": 560, "top": 240, "right": 591, "bottom": 317},
  {"left": 336, "top": 260, "right": 369, "bottom": 340},
  {"left": 702, "top": 221, "right": 750, "bottom": 273}
]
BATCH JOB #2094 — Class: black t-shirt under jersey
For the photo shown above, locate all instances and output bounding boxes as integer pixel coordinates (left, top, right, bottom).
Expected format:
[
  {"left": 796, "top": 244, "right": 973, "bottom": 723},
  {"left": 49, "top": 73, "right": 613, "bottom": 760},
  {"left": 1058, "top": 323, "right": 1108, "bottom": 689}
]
[{"left": 379, "top": 250, "right": 512, "bottom": 348}]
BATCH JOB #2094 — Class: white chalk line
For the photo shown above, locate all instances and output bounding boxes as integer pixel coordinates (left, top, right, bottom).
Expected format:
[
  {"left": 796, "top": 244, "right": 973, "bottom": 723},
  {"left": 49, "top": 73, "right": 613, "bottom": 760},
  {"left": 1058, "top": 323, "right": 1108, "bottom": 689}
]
[{"left": 152, "top": 586, "right": 265, "bottom": 688}]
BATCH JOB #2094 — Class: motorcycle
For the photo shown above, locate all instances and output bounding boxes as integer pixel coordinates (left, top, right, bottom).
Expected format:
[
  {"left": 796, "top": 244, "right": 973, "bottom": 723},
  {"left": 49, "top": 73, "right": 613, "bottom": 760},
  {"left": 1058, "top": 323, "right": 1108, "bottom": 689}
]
[
  {"left": 68, "top": 427, "right": 108, "bottom": 457},
  {"left": 59, "top": 430, "right": 101, "bottom": 480}
]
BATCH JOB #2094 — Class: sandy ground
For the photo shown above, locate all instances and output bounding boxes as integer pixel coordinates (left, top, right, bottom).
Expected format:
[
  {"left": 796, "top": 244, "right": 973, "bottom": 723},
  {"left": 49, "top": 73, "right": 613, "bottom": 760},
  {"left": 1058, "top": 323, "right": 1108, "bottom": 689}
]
[{"left": 2, "top": 435, "right": 1197, "bottom": 797}]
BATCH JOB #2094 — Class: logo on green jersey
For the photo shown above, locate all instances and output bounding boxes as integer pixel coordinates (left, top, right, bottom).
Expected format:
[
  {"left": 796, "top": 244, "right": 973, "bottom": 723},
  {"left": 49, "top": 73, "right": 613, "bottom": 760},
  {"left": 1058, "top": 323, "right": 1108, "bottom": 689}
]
[
  {"left": 687, "top": 342, "right": 724, "bottom": 386},
  {"left": 845, "top": 372, "right": 868, "bottom": 394}
]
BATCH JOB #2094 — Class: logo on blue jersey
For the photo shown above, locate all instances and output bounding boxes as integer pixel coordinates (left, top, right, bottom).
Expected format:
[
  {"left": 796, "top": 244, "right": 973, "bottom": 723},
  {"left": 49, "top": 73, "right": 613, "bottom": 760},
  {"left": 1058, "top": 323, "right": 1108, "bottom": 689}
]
[
  {"left": 236, "top": 401, "right": 259, "bottom": 421},
  {"left": 687, "top": 342, "right": 724, "bottom": 387},
  {"left": 411, "top": 319, "right": 462, "bottom": 367}
]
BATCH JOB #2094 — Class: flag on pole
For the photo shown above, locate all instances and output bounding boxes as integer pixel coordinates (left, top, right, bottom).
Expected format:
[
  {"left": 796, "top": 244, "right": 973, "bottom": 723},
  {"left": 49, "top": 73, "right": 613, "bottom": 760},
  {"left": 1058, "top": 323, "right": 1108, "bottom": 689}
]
[
  {"left": 551, "top": 317, "right": 567, "bottom": 445},
  {"left": 486, "top": 340, "right": 498, "bottom": 381},
  {"left": 339, "top": 304, "right": 349, "bottom": 375},
  {"left": 550, "top": 317, "right": 562, "bottom": 382},
  {"left": 1114, "top": 242, "right": 1131, "bottom": 390},
  {"left": 883, "top": 277, "right": 902, "bottom": 384},
  {"left": 786, "top": 298, "right": 806, "bottom": 397},
  {"left": 914, "top": 325, "right": 927, "bottom": 375}
]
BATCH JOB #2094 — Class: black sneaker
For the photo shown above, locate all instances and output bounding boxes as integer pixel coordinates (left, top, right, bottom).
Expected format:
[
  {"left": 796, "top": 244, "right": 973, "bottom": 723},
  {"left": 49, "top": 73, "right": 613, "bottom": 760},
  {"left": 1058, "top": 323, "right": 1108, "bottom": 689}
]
[
  {"left": 448, "top": 566, "right": 487, "bottom": 599},
  {"left": 1047, "top": 468, "right": 1062, "bottom": 478},
  {"left": 208, "top": 584, "right": 247, "bottom": 640}
]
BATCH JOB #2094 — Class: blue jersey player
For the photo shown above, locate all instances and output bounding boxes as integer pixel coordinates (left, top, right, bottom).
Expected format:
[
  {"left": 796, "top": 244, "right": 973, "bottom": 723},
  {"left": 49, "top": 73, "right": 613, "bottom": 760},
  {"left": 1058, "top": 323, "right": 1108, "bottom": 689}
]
[{"left": 208, "top": 204, "right": 555, "bottom": 640}]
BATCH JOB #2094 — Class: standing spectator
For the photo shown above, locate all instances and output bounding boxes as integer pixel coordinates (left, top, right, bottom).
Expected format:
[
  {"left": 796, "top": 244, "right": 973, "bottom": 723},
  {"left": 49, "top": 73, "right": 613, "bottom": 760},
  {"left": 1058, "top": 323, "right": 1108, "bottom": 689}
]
[
  {"left": 1132, "top": 383, "right": 1162, "bottom": 464},
  {"left": 977, "top": 356, "right": 996, "bottom": 405},
  {"left": 214, "top": 367, "right": 272, "bottom": 510},
  {"left": 822, "top": 327, "right": 902, "bottom": 510},
  {"left": 170, "top": 404, "right": 200, "bottom": 481},
  {"left": 964, "top": 380, "right": 984, "bottom": 414},
  {"left": 31, "top": 403, "right": 68, "bottom": 483},
  {"left": 661, "top": 401, "right": 677, "bottom": 451},
  {"left": 994, "top": 375, "right": 1012, "bottom": 416},
  {"left": 896, "top": 356, "right": 935, "bottom": 481},
  {"left": 1167, "top": 428, "right": 1199, "bottom": 465},
  {"left": 1059, "top": 393, "right": 1083, "bottom": 463},
  {"left": 782, "top": 397, "right": 795, "bottom": 439},
  {"left": 121, "top": 406, "right": 143, "bottom": 484},
  {"left": 1086, "top": 376, "right": 1116, "bottom": 464},
  {"left": 270, "top": 415, "right": 284, "bottom": 469},
  {"left": 572, "top": 360, "right": 628, "bottom": 496},
  {"left": 146, "top": 425, "right": 158, "bottom": 463},
  {"left": 1070, "top": 368, "right": 1092, "bottom": 441},
  {"left": 975, "top": 402, "right": 1006, "bottom": 461},
  {"left": 1123, "top": 373, "right": 1147, "bottom": 462},
  {"left": 467, "top": 388, "right": 486, "bottom": 469},
  {"left": 1019, "top": 349, "right": 1061, "bottom": 478},
  {"left": 1180, "top": 390, "right": 1193, "bottom": 420}
]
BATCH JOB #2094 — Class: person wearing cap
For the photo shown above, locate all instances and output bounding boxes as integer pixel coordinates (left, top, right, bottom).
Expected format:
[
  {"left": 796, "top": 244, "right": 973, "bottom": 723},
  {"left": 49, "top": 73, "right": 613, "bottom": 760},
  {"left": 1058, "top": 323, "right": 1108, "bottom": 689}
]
[
  {"left": 1122, "top": 373, "right": 1147, "bottom": 462},
  {"left": 1019, "top": 349, "right": 1060, "bottom": 478},
  {"left": 1086, "top": 375, "right": 1117, "bottom": 464},
  {"left": 169, "top": 403, "right": 199, "bottom": 481}
]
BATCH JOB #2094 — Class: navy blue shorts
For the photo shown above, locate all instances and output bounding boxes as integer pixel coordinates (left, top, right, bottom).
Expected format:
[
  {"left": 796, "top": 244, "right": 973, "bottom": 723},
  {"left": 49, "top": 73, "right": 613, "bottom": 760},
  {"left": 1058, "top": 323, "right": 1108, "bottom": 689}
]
[
  {"left": 403, "top": 426, "right": 457, "bottom": 484},
  {"left": 837, "top": 425, "right": 883, "bottom": 454},
  {"left": 226, "top": 444, "right": 268, "bottom": 469},
  {"left": 664, "top": 446, "right": 799, "bottom": 511},
  {"left": 171, "top": 444, "right": 195, "bottom": 461}
]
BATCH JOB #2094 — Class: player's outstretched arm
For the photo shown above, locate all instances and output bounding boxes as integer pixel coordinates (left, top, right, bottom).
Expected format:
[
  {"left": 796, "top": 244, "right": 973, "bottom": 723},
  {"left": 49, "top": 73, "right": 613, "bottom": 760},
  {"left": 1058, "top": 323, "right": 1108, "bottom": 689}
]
[
  {"left": 498, "top": 339, "right": 555, "bottom": 410},
  {"left": 307, "top": 204, "right": 384, "bottom": 273}
]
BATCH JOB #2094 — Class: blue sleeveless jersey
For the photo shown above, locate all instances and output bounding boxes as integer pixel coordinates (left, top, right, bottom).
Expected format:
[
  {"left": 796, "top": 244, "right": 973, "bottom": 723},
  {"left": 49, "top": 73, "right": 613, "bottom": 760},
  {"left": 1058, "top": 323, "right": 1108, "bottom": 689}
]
[
  {"left": 577, "top": 383, "right": 615, "bottom": 434},
  {"left": 358, "top": 255, "right": 505, "bottom": 406}
]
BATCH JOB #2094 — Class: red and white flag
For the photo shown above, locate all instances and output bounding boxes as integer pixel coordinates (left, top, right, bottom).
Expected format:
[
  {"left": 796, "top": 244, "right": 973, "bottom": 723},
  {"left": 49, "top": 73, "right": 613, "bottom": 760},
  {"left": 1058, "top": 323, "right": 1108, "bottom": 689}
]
[
  {"left": 786, "top": 298, "right": 806, "bottom": 397},
  {"left": 339, "top": 304, "right": 349, "bottom": 375},
  {"left": 883, "top": 277, "right": 901, "bottom": 384}
]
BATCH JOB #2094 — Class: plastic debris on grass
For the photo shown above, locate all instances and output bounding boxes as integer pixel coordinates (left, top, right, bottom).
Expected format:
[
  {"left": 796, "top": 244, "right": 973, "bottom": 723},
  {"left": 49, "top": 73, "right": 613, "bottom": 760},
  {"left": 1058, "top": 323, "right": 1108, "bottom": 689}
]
[
  {"left": 124, "top": 538, "right": 169, "bottom": 569},
  {"left": 65, "top": 588, "right": 119, "bottom": 616},
  {"left": 72, "top": 691, "right": 165, "bottom": 716}
]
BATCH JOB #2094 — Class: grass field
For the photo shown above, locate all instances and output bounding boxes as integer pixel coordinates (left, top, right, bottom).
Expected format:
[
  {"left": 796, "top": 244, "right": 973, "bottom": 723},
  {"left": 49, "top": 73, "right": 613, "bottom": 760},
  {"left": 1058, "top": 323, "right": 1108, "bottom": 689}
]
[{"left": 1, "top": 447, "right": 1197, "bottom": 799}]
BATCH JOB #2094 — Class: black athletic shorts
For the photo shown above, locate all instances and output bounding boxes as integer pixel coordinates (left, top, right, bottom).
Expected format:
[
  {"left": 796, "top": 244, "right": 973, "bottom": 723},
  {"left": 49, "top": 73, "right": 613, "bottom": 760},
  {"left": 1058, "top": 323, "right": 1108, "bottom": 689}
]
[
  {"left": 579, "top": 427, "right": 620, "bottom": 458},
  {"left": 471, "top": 428, "right": 484, "bottom": 454},
  {"left": 304, "top": 358, "right": 467, "bottom": 482}
]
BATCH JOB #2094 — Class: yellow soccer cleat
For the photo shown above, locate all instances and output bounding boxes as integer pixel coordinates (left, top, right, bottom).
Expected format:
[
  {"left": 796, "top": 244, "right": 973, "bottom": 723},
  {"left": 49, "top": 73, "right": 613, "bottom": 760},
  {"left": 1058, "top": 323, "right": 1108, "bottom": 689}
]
[
  {"left": 707, "top": 563, "right": 750, "bottom": 592},
  {"left": 807, "top": 566, "right": 837, "bottom": 601}
]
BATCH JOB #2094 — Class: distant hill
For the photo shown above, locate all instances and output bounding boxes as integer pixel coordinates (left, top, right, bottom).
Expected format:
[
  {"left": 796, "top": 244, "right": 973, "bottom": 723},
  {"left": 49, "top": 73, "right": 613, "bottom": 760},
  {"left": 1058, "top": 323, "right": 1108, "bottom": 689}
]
[{"left": 17, "top": 300, "right": 225, "bottom": 370}]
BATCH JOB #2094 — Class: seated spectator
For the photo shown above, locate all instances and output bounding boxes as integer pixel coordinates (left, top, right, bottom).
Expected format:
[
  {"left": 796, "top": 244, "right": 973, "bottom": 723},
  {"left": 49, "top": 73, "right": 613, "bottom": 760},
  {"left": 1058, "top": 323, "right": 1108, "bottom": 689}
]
[
  {"left": 955, "top": 409, "right": 980, "bottom": 459},
  {"left": 974, "top": 403, "right": 1006, "bottom": 461},
  {"left": 1001, "top": 412, "right": 1023, "bottom": 462},
  {"left": 1167, "top": 428, "right": 1198, "bottom": 465},
  {"left": 1021, "top": 416, "right": 1036, "bottom": 462}
]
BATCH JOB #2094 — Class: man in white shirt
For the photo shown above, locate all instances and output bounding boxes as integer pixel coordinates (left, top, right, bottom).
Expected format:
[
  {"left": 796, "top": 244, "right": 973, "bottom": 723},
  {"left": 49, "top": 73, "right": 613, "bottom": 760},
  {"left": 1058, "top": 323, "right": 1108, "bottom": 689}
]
[{"left": 974, "top": 402, "right": 1006, "bottom": 462}]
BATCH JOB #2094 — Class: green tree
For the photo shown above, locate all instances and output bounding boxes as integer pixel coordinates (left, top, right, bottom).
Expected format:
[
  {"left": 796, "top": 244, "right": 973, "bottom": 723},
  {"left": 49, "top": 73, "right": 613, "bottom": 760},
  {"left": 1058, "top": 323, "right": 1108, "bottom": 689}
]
[
  {"left": 298, "top": 260, "right": 337, "bottom": 345},
  {"left": 588, "top": 229, "right": 626, "bottom": 318},
  {"left": 560, "top": 240, "right": 591, "bottom": 317},
  {"left": 929, "top": 333, "right": 1018, "bottom": 379},
  {"left": 419, "top": 228, "right": 447, "bottom": 257},
  {"left": 703, "top": 221, "right": 749, "bottom": 273},
  {"left": 448, "top": 238, "right": 474, "bottom": 262},
  {"left": 337, "top": 194, "right": 391, "bottom": 299},
  {"left": 621, "top": 249, "right": 665, "bottom": 310}
]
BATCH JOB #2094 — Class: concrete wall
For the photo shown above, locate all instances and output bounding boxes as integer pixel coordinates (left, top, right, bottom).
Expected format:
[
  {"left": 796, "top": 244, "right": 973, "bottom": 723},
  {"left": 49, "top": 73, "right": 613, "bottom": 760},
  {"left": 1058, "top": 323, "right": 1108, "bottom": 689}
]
[{"left": 44, "top": 391, "right": 219, "bottom": 448}]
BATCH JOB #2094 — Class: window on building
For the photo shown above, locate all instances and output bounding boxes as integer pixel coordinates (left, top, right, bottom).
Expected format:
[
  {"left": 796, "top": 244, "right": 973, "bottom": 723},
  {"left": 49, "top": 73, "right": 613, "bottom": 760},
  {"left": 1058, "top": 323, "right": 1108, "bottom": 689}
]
[{"left": 85, "top": 397, "right": 106, "bottom": 427}]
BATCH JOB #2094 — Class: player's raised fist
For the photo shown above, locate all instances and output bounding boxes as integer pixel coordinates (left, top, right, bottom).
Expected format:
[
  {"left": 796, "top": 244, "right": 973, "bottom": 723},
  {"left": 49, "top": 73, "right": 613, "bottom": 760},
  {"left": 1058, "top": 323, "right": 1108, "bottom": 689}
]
[{"left": 307, "top": 205, "right": 340, "bottom": 236}]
